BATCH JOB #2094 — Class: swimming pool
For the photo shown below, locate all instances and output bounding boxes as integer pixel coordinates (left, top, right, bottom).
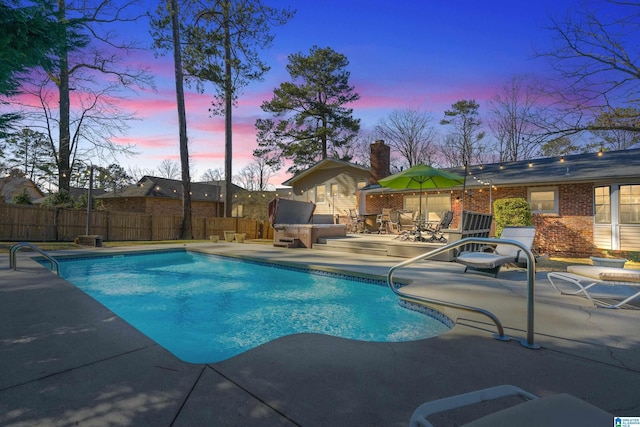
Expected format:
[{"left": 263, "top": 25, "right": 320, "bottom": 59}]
[{"left": 54, "top": 250, "right": 451, "bottom": 363}]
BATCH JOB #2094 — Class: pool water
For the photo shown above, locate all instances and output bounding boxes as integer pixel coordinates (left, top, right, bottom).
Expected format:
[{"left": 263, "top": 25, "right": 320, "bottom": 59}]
[{"left": 56, "top": 250, "right": 450, "bottom": 363}]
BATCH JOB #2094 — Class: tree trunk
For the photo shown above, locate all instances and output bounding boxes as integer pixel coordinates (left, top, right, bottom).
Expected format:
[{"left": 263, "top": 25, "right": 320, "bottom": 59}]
[
  {"left": 57, "top": 0, "right": 71, "bottom": 192},
  {"left": 223, "top": 0, "right": 233, "bottom": 218},
  {"left": 171, "top": 0, "right": 192, "bottom": 239}
]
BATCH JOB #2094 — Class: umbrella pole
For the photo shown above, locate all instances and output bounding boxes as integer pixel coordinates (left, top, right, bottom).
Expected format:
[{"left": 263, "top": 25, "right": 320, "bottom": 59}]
[
  {"left": 461, "top": 163, "right": 467, "bottom": 215},
  {"left": 419, "top": 183, "right": 423, "bottom": 220}
]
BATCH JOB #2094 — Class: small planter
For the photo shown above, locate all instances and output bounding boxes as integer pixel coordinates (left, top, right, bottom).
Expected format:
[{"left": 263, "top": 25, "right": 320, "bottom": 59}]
[
  {"left": 234, "top": 233, "right": 246, "bottom": 243},
  {"left": 224, "top": 231, "right": 236, "bottom": 242},
  {"left": 209, "top": 235, "right": 219, "bottom": 243}
]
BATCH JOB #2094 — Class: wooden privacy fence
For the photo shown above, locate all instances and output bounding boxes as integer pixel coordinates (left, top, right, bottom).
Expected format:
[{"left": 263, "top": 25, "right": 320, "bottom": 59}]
[{"left": 0, "top": 204, "right": 274, "bottom": 242}]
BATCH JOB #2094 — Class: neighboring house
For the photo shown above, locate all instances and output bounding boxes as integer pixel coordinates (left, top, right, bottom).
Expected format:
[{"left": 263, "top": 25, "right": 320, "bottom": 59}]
[
  {"left": 0, "top": 175, "right": 43, "bottom": 203},
  {"left": 96, "top": 176, "right": 274, "bottom": 219},
  {"left": 97, "top": 176, "right": 223, "bottom": 217},
  {"left": 193, "top": 180, "right": 277, "bottom": 220},
  {"left": 231, "top": 189, "right": 278, "bottom": 221},
  {"left": 364, "top": 148, "right": 640, "bottom": 257}
]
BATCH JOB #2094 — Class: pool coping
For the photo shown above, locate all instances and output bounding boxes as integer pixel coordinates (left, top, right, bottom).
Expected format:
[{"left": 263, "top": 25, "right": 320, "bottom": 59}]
[{"left": 2, "top": 242, "right": 640, "bottom": 425}]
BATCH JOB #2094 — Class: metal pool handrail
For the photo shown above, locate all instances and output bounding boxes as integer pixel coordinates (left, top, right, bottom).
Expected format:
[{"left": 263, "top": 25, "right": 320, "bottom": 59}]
[
  {"left": 10, "top": 242, "right": 60, "bottom": 276},
  {"left": 387, "top": 237, "right": 539, "bottom": 349}
]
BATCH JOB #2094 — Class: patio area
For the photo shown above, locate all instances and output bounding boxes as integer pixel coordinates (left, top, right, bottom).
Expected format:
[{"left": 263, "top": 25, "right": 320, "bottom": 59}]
[{"left": 1, "top": 241, "right": 639, "bottom": 426}]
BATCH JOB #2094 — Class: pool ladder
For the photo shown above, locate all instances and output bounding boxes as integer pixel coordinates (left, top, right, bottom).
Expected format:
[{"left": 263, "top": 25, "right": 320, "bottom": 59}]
[
  {"left": 387, "top": 237, "right": 539, "bottom": 349},
  {"left": 9, "top": 242, "right": 60, "bottom": 276}
]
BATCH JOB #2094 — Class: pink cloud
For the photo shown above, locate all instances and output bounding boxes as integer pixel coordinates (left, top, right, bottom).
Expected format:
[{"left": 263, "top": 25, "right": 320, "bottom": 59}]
[
  {"left": 113, "top": 135, "right": 176, "bottom": 149},
  {"left": 191, "top": 152, "right": 226, "bottom": 162},
  {"left": 352, "top": 77, "right": 506, "bottom": 115}
]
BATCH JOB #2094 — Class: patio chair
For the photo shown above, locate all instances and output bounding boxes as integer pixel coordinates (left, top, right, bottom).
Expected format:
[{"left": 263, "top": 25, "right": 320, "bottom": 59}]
[
  {"left": 376, "top": 208, "right": 392, "bottom": 234},
  {"left": 547, "top": 264, "right": 640, "bottom": 308},
  {"left": 455, "top": 226, "right": 536, "bottom": 277},
  {"left": 409, "top": 384, "right": 611, "bottom": 427},
  {"left": 388, "top": 210, "right": 402, "bottom": 235},
  {"left": 423, "top": 210, "right": 453, "bottom": 242},
  {"left": 392, "top": 210, "right": 416, "bottom": 240},
  {"left": 347, "top": 209, "right": 362, "bottom": 233}
]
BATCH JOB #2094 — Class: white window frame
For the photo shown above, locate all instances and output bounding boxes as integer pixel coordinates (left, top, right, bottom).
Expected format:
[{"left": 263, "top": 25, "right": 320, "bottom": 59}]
[
  {"left": 619, "top": 184, "right": 640, "bottom": 224},
  {"left": 528, "top": 187, "right": 558, "bottom": 214},
  {"left": 594, "top": 186, "right": 611, "bottom": 224}
]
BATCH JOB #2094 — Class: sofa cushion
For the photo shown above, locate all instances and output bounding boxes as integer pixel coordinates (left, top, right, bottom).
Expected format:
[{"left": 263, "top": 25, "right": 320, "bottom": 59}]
[{"left": 567, "top": 265, "right": 640, "bottom": 283}]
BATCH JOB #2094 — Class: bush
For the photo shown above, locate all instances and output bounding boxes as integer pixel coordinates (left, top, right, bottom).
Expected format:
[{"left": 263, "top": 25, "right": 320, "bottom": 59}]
[
  {"left": 41, "top": 190, "right": 74, "bottom": 208},
  {"left": 74, "top": 194, "right": 104, "bottom": 210},
  {"left": 11, "top": 188, "right": 33, "bottom": 205},
  {"left": 493, "top": 198, "right": 533, "bottom": 237}
]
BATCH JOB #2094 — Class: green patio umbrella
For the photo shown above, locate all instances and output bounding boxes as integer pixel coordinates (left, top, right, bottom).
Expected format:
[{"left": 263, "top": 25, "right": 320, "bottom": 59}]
[{"left": 377, "top": 164, "right": 465, "bottom": 219}]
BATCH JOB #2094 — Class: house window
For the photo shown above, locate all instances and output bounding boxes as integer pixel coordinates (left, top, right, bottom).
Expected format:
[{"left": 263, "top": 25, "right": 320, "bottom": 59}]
[
  {"left": 619, "top": 184, "right": 640, "bottom": 224},
  {"left": 528, "top": 187, "right": 558, "bottom": 213},
  {"left": 231, "top": 204, "right": 244, "bottom": 217},
  {"left": 403, "top": 194, "right": 423, "bottom": 215},
  {"left": 329, "top": 183, "right": 338, "bottom": 198},
  {"left": 403, "top": 194, "right": 451, "bottom": 219},
  {"left": 594, "top": 186, "right": 611, "bottom": 224},
  {"left": 315, "top": 185, "right": 326, "bottom": 203},
  {"left": 426, "top": 194, "right": 451, "bottom": 220},
  {"left": 305, "top": 188, "right": 314, "bottom": 202}
]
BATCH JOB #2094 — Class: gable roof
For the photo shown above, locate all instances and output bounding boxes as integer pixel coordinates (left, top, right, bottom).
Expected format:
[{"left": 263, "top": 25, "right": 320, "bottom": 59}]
[
  {"left": 0, "top": 176, "right": 44, "bottom": 203},
  {"left": 200, "top": 180, "right": 245, "bottom": 193},
  {"left": 458, "top": 148, "right": 640, "bottom": 188},
  {"left": 96, "top": 176, "right": 221, "bottom": 202},
  {"left": 282, "top": 158, "right": 370, "bottom": 186}
]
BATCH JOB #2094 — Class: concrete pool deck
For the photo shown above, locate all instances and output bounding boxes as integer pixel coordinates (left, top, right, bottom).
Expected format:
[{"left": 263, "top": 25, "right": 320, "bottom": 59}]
[{"left": 1, "top": 242, "right": 639, "bottom": 426}]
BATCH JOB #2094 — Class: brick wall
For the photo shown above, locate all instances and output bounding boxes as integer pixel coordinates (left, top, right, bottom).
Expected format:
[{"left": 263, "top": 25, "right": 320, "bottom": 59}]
[
  {"left": 100, "top": 197, "right": 147, "bottom": 213},
  {"left": 533, "top": 183, "right": 595, "bottom": 257},
  {"left": 101, "top": 197, "right": 221, "bottom": 217},
  {"left": 364, "top": 183, "right": 597, "bottom": 257}
]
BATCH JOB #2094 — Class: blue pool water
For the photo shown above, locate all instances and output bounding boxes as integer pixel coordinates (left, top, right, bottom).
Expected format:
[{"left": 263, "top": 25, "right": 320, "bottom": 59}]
[{"left": 55, "top": 250, "right": 450, "bottom": 363}]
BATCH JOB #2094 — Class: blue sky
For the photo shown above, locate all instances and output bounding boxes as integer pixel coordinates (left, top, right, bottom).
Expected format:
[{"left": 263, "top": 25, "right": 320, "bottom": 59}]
[{"left": 106, "top": 0, "right": 583, "bottom": 185}]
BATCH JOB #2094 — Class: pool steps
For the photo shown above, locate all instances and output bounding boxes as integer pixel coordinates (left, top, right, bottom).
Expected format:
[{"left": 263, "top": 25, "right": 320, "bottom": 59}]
[{"left": 387, "top": 236, "right": 539, "bottom": 349}]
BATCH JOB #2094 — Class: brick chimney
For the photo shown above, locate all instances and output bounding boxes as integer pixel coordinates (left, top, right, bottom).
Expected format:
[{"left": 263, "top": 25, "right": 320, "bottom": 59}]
[{"left": 370, "top": 140, "right": 391, "bottom": 185}]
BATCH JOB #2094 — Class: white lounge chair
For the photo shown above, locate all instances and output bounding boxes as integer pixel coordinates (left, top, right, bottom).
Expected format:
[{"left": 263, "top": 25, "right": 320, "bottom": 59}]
[
  {"left": 409, "top": 384, "right": 611, "bottom": 427},
  {"left": 455, "top": 226, "right": 536, "bottom": 277},
  {"left": 547, "top": 264, "right": 640, "bottom": 308}
]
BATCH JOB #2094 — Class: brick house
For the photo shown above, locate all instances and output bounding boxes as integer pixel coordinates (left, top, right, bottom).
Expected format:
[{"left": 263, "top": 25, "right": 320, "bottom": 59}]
[
  {"left": 97, "top": 176, "right": 224, "bottom": 217},
  {"left": 364, "top": 148, "right": 640, "bottom": 257}
]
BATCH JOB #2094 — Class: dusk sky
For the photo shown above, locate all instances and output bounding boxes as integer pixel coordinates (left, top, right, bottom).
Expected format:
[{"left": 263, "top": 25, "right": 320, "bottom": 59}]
[{"left": 109, "top": 0, "right": 584, "bottom": 187}]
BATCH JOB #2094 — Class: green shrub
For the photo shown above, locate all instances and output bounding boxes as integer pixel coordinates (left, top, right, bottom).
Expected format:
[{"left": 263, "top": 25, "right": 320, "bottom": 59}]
[
  {"left": 11, "top": 188, "right": 33, "bottom": 205},
  {"left": 74, "top": 194, "right": 103, "bottom": 210},
  {"left": 493, "top": 197, "right": 533, "bottom": 237},
  {"left": 42, "top": 190, "right": 74, "bottom": 208}
]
